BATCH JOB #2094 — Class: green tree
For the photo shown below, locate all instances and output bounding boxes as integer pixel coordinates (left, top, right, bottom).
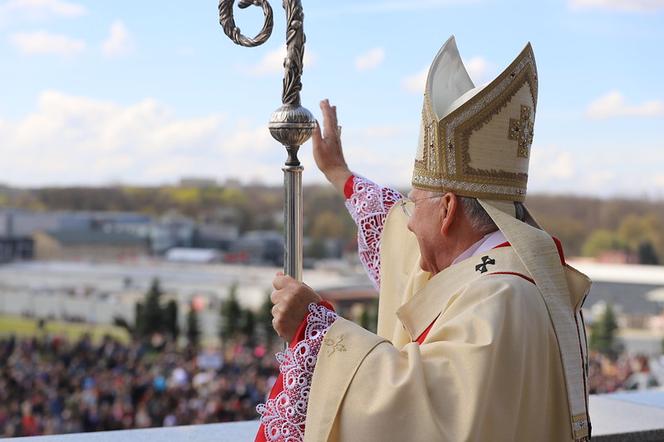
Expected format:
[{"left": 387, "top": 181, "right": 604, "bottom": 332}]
[
  {"left": 581, "top": 230, "right": 628, "bottom": 258},
  {"left": 142, "top": 278, "right": 165, "bottom": 336},
  {"left": 164, "top": 300, "right": 180, "bottom": 339},
  {"left": 258, "top": 291, "right": 275, "bottom": 344},
  {"left": 220, "top": 283, "right": 242, "bottom": 341},
  {"left": 359, "top": 300, "right": 378, "bottom": 333},
  {"left": 134, "top": 278, "right": 179, "bottom": 340},
  {"left": 134, "top": 302, "right": 144, "bottom": 337},
  {"left": 186, "top": 303, "right": 201, "bottom": 346},
  {"left": 589, "top": 303, "right": 619, "bottom": 357},
  {"left": 240, "top": 309, "right": 256, "bottom": 339},
  {"left": 311, "top": 211, "right": 345, "bottom": 239},
  {"left": 305, "top": 238, "right": 327, "bottom": 259},
  {"left": 638, "top": 241, "right": 660, "bottom": 265}
]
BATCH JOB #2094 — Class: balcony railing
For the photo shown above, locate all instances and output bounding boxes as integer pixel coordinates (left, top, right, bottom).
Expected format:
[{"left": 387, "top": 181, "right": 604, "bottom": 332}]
[{"left": 13, "top": 391, "right": 664, "bottom": 441}]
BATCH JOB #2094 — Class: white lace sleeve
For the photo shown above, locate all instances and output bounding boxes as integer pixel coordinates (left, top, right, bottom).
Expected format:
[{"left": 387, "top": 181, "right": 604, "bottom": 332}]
[
  {"left": 344, "top": 176, "right": 403, "bottom": 290},
  {"left": 256, "top": 303, "right": 338, "bottom": 442}
]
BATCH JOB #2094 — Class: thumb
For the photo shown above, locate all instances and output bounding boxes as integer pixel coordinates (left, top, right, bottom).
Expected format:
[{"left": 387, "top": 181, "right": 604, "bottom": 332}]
[{"left": 312, "top": 120, "right": 322, "bottom": 144}]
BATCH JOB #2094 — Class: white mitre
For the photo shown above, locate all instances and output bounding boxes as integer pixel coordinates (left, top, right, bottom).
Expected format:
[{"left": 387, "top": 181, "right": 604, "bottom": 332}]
[{"left": 413, "top": 36, "right": 537, "bottom": 202}]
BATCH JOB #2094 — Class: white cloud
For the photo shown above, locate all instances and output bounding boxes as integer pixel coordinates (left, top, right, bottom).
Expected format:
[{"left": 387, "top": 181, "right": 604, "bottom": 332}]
[
  {"left": 355, "top": 47, "right": 385, "bottom": 71},
  {"left": 465, "top": 56, "right": 494, "bottom": 84},
  {"left": 102, "top": 20, "right": 134, "bottom": 58},
  {"left": 314, "top": 0, "right": 480, "bottom": 16},
  {"left": 242, "top": 44, "right": 316, "bottom": 76},
  {"left": 586, "top": 90, "right": 664, "bottom": 119},
  {"left": 10, "top": 30, "right": 85, "bottom": 56},
  {"left": 569, "top": 0, "right": 664, "bottom": 12},
  {"left": 402, "top": 67, "right": 428, "bottom": 94},
  {"left": 530, "top": 145, "right": 575, "bottom": 181},
  {"left": 0, "top": 90, "right": 292, "bottom": 186},
  {"left": 0, "top": 0, "right": 86, "bottom": 24}
]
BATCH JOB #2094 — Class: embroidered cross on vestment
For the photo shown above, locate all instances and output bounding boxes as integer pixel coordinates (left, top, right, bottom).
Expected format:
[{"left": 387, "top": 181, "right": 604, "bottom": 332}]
[{"left": 475, "top": 255, "right": 496, "bottom": 274}]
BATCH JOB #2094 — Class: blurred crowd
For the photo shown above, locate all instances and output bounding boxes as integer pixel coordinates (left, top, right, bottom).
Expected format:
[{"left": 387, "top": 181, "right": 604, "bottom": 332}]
[
  {"left": 2, "top": 332, "right": 664, "bottom": 438},
  {"left": 588, "top": 351, "right": 664, "bottom": 394},
  {"left": 0, "top": 334, "right": 280, "bottom": 437}
]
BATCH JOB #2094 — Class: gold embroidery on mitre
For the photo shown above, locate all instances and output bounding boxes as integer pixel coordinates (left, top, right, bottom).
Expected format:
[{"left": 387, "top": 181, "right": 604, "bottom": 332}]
[
  {"left": 509, "top": 105, "right": 534, "bottom": 158},
  {"left": 412, "top": 43, "right": 537, "bottom": 202}
]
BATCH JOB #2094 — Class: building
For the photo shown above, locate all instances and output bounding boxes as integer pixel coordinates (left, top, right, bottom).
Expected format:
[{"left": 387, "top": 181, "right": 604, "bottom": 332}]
[
  {"left": 33, "top": 230, "right": 149, "bottom": 261},
  {"left": 0, "top": 237, "right": 34, "bottom": 262}
]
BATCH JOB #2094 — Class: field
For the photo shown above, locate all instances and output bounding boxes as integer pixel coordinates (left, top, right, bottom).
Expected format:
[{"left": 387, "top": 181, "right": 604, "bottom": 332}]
[{"left": 0, "top": 314, "right": 130, "bottom": 343}]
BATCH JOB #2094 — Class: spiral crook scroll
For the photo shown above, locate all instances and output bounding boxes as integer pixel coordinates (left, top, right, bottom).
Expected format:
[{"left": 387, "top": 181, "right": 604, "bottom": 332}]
[
  {"left": 217, "top": 0, "right": 316, "bottom": 293},
  {"left": 218, "top": 0, "right": 274, "bottom": 48}
]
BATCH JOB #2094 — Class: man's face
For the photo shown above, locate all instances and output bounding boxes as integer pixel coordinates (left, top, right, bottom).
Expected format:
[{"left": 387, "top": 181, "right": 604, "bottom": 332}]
[{"left": 406, "top": 188, "right": 446, "bottom": 274}]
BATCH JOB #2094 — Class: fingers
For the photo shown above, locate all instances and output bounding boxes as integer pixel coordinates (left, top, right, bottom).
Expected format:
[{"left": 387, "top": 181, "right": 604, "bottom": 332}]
[
  {"left": 312, "top": 120, "right": 322, "bottom": 145},
  {"left": 272, "top": 272, "right": 292, "bottom": 291},
  {"left": 320, "top": 99, "right": 338, "bottom": 139}
]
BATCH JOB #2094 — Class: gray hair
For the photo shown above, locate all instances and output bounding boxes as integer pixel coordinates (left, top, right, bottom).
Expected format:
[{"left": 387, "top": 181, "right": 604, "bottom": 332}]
[{"left": 458, "top": 197, "right": 527, "bottom": 234}]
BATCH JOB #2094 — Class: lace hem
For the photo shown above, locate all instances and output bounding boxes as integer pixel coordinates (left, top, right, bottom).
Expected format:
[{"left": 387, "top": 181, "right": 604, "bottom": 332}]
[
  {"left": 256, "top": 303, "right": 338, "bottom": 442},
  {"left": 344, "top": 175, "right": 403, "bottom": 289}
]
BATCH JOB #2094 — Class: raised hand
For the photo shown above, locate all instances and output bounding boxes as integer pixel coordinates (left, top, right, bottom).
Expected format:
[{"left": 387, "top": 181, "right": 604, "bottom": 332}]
[{"left": 312, "top": 99, "right": 352, "bottom": 194}]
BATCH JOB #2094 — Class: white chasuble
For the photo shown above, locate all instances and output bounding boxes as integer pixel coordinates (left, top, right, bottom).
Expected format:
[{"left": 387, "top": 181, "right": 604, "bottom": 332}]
[{"left": 303, "top": 206, "right": 589, "bottom": 442}]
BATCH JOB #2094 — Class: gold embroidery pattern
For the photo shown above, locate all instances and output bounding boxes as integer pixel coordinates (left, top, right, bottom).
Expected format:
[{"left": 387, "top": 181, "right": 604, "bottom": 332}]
[
  {"left": 454, "top": 65, "right": 536, "bottom": 187},
  {"left": 412, "top": 44, "right": 537, "bottom": 201},
  {"left": 509, "top": 105, "right": 534, "bottom": 158},
  {"left": 324, "top": 335, "right": 346, "bottom": 356},
  {"left": 572, "top": 413, "right": 590, "bottom": 440}
]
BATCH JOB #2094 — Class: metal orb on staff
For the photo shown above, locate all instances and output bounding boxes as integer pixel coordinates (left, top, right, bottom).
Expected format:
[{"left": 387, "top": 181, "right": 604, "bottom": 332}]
[{"left": 218, "top": 0, "right": 315, "bottom": 283}]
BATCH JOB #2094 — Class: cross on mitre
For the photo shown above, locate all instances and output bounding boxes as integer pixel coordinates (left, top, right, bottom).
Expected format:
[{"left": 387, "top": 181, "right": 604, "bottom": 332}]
[{"left": 509, "top": 105, "right": 534, "bottom": 158}]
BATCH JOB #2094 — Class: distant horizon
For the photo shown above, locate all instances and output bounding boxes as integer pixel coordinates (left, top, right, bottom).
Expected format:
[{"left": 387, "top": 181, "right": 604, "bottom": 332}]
[{"left": 1, "top": 176, "right": 663, "bottom": 202}]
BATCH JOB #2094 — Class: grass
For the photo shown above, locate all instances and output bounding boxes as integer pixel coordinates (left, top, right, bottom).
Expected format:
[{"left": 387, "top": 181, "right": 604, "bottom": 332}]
[{"left": 0, "top": 314, "right": 130, "bottom": 344}]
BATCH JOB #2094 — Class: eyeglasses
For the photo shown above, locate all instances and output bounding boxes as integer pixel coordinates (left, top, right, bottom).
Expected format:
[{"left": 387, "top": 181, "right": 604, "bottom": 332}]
[{"left": 399, "top": 195, "right": 442, "bottom": 218}]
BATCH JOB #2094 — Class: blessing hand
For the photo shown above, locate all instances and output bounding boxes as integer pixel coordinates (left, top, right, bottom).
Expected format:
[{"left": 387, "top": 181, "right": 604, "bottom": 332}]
[{"left": 312, "top": 99, "right": 352, "bottom": 194}]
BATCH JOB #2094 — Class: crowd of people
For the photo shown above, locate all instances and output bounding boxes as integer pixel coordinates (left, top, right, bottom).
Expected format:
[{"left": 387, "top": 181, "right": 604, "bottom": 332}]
[
  {"left": 2, "top": 331, "right": 664, "bottom": 438},
  {"left": 588, "top": 351, "right": 663, "bottom": 394},
  {"left": 0, "top": 333, "right": 280, "bottom": 437}
]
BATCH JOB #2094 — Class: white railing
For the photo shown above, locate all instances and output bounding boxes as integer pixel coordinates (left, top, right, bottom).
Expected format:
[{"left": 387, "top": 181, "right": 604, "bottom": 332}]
[{"left": 13, "top": 391, "right": 664, "bottom": 441}]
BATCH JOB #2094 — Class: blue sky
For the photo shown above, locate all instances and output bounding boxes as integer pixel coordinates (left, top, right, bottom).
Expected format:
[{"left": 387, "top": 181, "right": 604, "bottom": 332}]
[{"left": 0, "top": 0, "right": 663, "bottom": 198}]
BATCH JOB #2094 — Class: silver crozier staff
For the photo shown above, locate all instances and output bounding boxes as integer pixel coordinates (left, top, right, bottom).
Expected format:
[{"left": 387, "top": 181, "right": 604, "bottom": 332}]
[{"left": 218, "top": 0, "right": 316, "bottom": 337}]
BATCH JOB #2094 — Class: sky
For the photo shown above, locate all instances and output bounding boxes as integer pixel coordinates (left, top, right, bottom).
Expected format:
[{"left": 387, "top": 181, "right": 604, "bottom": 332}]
[{"left": 0, "top": 0, "right": 663, "bottom": 198}]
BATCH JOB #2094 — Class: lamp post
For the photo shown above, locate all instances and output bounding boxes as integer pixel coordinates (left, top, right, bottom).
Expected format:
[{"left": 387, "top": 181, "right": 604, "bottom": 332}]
[{"left": 218, "top": 0, "right": 315, "bottom": 283}]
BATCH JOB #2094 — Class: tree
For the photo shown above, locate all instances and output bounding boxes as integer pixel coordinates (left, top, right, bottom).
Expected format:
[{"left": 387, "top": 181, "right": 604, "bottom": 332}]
[
  {"left": 359, "top": 300, "right": 378, "bottom": 333},
  {"left": 164, "top": 300, "right": 180, "bottom": 339},
  {"left": 310, "top": 211, "right": 345, "bottom": 239},
  {"left": 305, "top": 238, "right": 327, "bottom": 259},
  {"left": 581, "top": 230, "right": 627, "bottom": 258},
  {"left": 258, "top": 290, "right": 275, "bottom": 344},
  {"left": 219, "top": 283, "right": 242, "bottom": 341},
  {"left": 589, "top": 303, "right": 619, "bottom": 357},
  {"left": 186, "top": 303, "right": 201, "bottom": 346},
  {"left": 142, "top": 278, "right": 165, "bottom": 336},
  {"left": 638, "top": 241, "right": 660, "bottom": 265},
  {"left": 134, "top": 278, "right": 179, "bottom": 340},
  {"left": 240, "top": 309, "right": 256, "bottom": 339}
]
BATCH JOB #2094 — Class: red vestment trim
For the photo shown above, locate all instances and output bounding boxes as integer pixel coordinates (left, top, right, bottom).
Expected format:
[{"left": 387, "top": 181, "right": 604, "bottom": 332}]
[
  {"left": 343, "top": 175, "right": 355, "bottom": 199},
  {"left": 254, "top": 301, "right": 336, "bottom": 442}
]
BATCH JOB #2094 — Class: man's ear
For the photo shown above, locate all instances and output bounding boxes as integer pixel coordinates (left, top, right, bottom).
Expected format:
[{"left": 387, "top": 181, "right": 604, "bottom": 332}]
[{"left": 440, "top": 193, "right": 458, "bottom": 236}]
